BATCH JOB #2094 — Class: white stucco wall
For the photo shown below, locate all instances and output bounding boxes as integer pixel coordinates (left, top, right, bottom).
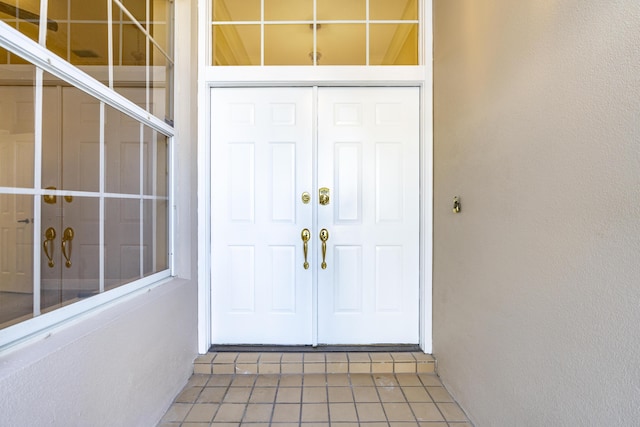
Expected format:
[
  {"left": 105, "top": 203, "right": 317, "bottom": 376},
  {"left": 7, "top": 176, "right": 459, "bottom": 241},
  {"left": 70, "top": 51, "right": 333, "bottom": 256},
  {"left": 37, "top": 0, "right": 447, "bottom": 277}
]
[
  {"left": 0, "top": 279, "right": 197, "bottom": 426},
  {"left": 433, "top": 1, "right": 640, "bottom": 425}
]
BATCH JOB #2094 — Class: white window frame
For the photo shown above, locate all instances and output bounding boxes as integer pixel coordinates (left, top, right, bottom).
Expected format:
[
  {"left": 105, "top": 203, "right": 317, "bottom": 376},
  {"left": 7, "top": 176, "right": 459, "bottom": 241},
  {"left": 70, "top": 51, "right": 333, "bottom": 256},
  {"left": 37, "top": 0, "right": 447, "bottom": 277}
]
[
  {"left": 0, "top": 21, "right": 175, "bottom": 352},
  {"left": 197, "top": 0, "right": 433, "bottom": 353}
]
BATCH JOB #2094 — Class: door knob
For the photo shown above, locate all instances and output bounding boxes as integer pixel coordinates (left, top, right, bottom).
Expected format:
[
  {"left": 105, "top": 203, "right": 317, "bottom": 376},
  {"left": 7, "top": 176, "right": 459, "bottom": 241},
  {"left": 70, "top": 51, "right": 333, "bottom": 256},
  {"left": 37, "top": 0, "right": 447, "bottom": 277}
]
[
  {"left": 319, "top": 229, "right": 329, "bottom": 269},
  {"left": 43, "top": 227, "right": 56, "bottom": 268},
  {"left": 301, "top": 228, "right": 310, "bottom": 269},
  {"left": 62, "top": 227, "right": 75, "bottom": 268},
  {"left": 319, "top": 188, "right": 330, "bottom": 206}
]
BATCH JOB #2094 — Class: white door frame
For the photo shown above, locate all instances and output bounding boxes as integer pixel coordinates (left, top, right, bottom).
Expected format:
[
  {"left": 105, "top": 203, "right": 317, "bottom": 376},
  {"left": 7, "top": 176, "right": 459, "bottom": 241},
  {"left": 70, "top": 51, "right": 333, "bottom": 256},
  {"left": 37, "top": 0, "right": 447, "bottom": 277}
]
[{"left": 196, "top": 0, "right": 433, "bottom": 355}]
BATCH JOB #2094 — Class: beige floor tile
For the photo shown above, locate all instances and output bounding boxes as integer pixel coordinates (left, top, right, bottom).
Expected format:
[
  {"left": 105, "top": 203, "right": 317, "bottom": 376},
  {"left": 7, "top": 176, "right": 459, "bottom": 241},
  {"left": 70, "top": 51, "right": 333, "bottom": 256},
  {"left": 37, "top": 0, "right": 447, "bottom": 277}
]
[
  {"left": 301, "top": 403, "right": 330, "bottom": 422},
  {"left": 175, "top": 386, "right": 204, "bottom": 403},
  {"left": 327, "top": 362, "right": 349, "bottom": 373},
  {"left": 279, "top": 375, "right": 303, "bottom": 387},
  {"left": 160, "top": 403, "right": 192, "bottom": 422},
  {"left": 209, "top": 423, "right": 239, "bottom": 426},
  {"left": 328, "top": 403, "right": 358, "bottom": 422},
  {"left": 350, "top": 374, "right": 376, "bottom": 386},
  {"left": 236, "top": 353, "right": 260, "bottom": 363},
  {"left": 213, "top": 353, "right": 239, "bottom": 363},
  {"left": 249, "top": 387, "right": 277, "bottom": 403},
  {"left": 193, "top": 364, "right": 212, "bottom": 374},
  {"left": 258, "top": 363, "right": 281, "bottom": 374},
  {"left": 281, "top": 353, "right": 304, "bottom": 363},
  {"left": 240, "top": 424, "right": 269, "bottom": 427},
  {"left": 349, "top": 362, "right": 371, "bottom": 373},
  {"left": 213, "top": 403, "right": 246, "bottom": 422},
  {"left": 276, "top": 387, "right": 302, "bottom": 403},
  {"left": 427, "top": 386, "right": 455, "bottom": 403},
  {"left": 223, "top": 388, "right": 252, "bottom": 403},
  {"left": 259, "top": 353, "right": 282, "bottom": 363},
  {"left": 358, "top": 423, "right": 389, "bottom": 427},
  {"left": 330, "top": 423, "right": 360, "bottom": 427},
  {"left": 383, "top": 402, "right": 416, "bottom": 422},
  {"left": 271, "top": 403, "right": 301, "bottom": 422},
  {"left": 417, "top": 423, "right": 448, "bottom": 427},
  {"left": 395, "top": 362, "right": 417, "bottom": 373},
  {"left": 254, "top": 374, "right": 279, "bottom": 387},
  {"left": 348, "top": 353, "right": 371, "bottom": 362},
  {"left": 356, "top": 402, "right": 387, "bottom": 422},
  {"left": 197, "top": 387, "right": 227, "bottom": 403},
  {"left": 281, "top": 363, "right": 303, "bottom": 374},
  {"left": 447, "top": 422, "right": 473, "bottom": 426},
  {"left": 195, "top": 353, "right": 215, "bottom": 363},
  {"left": 303, "top": 374, "right": 327, "bottom": 386},
  {"left": 417, "top": 374, "right": 442, "bottom": 386},
  {"left": 303, "top": 387, "right": 328, "bottom": 402},
  {"left": 304, "top": 363, "right": 327, "bottom": 374},
  {"left": 207, "top": 375, "right": 234, "bottom": 387},
  {"left": 326, "top": 374, "right": 350, "bottom": 386},
  {"left": 235, "top": 363, "right": 258, "bottom": 374},
  {"left": 374, "top": 374, "right": 399, "bottom": 387},
  {"left": 412, "top": 352, "right": 434, "bottom": 361},
  {"left": 369, "top": 352, "right": 393, "bottom": 362},
  {"left": 402, "top": 387, "right": 433, "bottom": 402},
  {"left": 230, "top": 375, "right": 257, "bottom": 387},
  {"left": 410, "top": 402, "right": 445, "bottom": 422},
  {"left": 436, "top": 402, "right": 468, "bottom": 422},
  {"left": 391, "top": 353, "right": 415, "bottom": 362},
  {"left": 243, "top": 403, "right": 273, "bottom": 422},
  {"left": 212, "top": 364, "right": 235, "bottom": 374},
  {"left": 187, "top": 375, "right": 211, "bottom": 387},
  {"left": 377, "top": 386, "right": 406, "bottom": 402},
  {"left": 326, "top": 353, "right": 348, "bottom": 362},
  {"left": 328, "top": 387, "right": 354, "bottom": 402},
  {"left": 304, "top": 353, "right": 326, "bottom": 363},
  {"left": 352, "top": 387, "right": 380, "bottom": 402},
  {"left": 371, "top": 362, "right": 394, "bottom": 373},
  {"left": 180, "top": 423, "right": 211, "bottom": 427},
  {"left": 396, "top": 374, "right": 423, "bottom": 386},
  {"left": 184, "top": 403, "right": 219, "bottom": 423}
]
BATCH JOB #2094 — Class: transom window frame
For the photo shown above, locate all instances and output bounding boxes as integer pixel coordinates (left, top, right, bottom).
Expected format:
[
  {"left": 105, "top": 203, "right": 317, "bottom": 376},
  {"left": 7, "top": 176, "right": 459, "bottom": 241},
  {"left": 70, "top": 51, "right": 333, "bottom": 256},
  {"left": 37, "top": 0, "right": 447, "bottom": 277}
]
[
  {"left": 0, "top": 21, "right": 175, "bottom": 352},
  {"left": 209, "top": 0, "right": 422, "bottom": 66}
]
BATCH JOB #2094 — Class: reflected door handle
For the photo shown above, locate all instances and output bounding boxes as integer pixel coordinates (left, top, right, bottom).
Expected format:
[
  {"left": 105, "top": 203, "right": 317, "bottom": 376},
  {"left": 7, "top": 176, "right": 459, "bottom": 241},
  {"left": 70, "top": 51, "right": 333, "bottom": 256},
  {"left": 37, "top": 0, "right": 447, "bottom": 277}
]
[
  {"left": 319, "top": 229, "right": 329, "bottom": 269},
  {"left": 43, "top": 227, "right": 56, "bottom": 268},
  {"left": 301, "top": 228, "right": 311, "bottom": 269},
  {"left": 17, "top": 218, "right": 32, "bottom": 224},
  {"left": 61, "top": 227, "right": 74, "bottom": 268}
]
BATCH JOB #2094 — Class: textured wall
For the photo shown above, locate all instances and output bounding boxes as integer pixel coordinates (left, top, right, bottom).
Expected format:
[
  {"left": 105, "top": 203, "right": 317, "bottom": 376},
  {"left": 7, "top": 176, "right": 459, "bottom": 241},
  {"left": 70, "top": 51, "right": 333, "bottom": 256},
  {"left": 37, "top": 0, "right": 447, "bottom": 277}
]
[
  {"left": 433, "top": 1, "right": 640, "bottom": 425},
  {"left": 0, "top": 279, "right": 197, "bottom": 426}
]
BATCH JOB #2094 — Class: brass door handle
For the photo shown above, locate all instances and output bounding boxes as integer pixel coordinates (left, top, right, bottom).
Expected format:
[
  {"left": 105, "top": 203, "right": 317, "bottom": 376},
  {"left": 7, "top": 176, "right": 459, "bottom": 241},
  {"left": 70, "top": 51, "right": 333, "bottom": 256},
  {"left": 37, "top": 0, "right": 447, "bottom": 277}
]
[
  {"left": 43, "top": 227, "right": 56, "bottom": 268},
  {"left": 61, "top": 227, "right": 74, "bottom": 268},
  {"left": 319, "top": 229, "right": 329, "bottom": 269},
  {"left": 301, "top": 228, "right": 310, "bottom": 269}
]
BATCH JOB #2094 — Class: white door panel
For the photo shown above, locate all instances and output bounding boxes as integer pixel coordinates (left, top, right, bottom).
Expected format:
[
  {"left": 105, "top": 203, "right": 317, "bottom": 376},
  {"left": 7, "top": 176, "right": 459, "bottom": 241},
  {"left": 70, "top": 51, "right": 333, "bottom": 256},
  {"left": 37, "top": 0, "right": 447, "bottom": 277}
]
[
  {"left": 211, "top": 88, "right": 314, "bottom": 344},
  {"left": 210, "top": 87, "right": 419, "bottom": 345}
]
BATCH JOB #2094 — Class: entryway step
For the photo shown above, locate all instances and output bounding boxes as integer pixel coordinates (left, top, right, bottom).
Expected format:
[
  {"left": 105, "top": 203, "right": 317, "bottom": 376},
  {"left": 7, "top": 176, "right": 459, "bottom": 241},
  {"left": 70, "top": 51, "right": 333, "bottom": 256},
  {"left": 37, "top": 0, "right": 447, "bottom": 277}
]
[{"left": 194, "top": 351, "right": 435, "bottom": 375}]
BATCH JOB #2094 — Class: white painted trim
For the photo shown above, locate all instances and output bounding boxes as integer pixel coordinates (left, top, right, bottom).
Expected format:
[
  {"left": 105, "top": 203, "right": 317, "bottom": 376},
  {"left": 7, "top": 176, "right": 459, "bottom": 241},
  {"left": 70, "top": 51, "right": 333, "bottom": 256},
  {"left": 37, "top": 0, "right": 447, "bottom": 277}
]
[{"left": 197, "top": 0, "right": 434, "bottom": 354}]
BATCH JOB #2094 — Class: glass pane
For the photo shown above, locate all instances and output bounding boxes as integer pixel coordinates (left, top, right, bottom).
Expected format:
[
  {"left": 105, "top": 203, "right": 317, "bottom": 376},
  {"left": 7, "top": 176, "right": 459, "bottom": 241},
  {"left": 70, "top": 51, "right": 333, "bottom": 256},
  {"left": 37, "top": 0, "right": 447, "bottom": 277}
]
[
  {"left": 317, "top": 24, "right": 365, "bottom": 65},
  {"left": 121, "top": 0, "right": 147, "bottom": 23},
  {"left": 46, "top": 0, "right": 68, "bottom": 60},
  {"left": 0, "top": 68, "right": 36, "bottom": 189},
  {"left": 105, "top": 198, "right": 142, "bottom": 290},
  {"left": 69, "top": 23, "right": 109, "bottom": 65},
  {"left": 150, "top": 3, "right": 170, "bottom": 53},
  {"left": 41, "top": 74, "right": 62, "bottom": 192},
  {"left": 0, "top": 45, "right": 7, "bottom": 64},
  {"left": 0, "top": 194, "right": 34, "bottom": 329},
  {"left": 106, "top": 103, "right": 141, "bottom": 195},
  {"left": 213, "top": 0, "right": 260, "bottom": 22},
  {"left": 143, "top": 127, "right": 168, "bottom": 197},
  {"left": 265, "top": 0, "right": 312, "bottom": 21},
  {"left": 370, "top": 0, "right": 418, "bottom": 21},
  {"left": 265, "top": 25, "right": 313, "bottom": 65},
  {"left": 70, "top": 0, "right": 107, "bottom": 21},
  {"left": 0, "top": 0, "right": 40, "bottom": 42},
  {"left": 213, "top": 24, "right": 260, "bottom": 66},
  {"left": 143, "top": 199, "right": 168, "bottom": 276},
  {"left": 317, "top": 0, "right": 365, "bottom": 21},
  {"left": 370, "top": 23, "right": 418, "bottom": 65},
  {"left": 61, "top": 87, "right": 100, "bottom": 192},
  {"left": 42, "top": 197, "right": 100, "bottom": 312},
  {"left": 150, "top": 43, "right": 172, "bottom": 123}
]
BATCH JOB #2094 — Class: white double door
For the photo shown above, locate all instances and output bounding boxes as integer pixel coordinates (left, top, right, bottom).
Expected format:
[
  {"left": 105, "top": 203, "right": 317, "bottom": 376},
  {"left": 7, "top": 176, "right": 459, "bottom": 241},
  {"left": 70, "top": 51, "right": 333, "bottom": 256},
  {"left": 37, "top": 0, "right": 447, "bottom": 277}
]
[{"left": 210, "top": 87, "right": 420, "bottom": 345}]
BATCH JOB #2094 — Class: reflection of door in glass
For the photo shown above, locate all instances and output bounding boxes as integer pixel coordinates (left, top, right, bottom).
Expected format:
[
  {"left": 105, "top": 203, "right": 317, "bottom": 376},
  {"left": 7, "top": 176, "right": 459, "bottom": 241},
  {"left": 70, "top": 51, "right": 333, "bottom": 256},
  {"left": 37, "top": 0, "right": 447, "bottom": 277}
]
[
  {"left": 0, "top": 86, "right": 36, "bottom": 326},
  {"left": 210, "top": 87, "right": 420, "bottom": 345}
]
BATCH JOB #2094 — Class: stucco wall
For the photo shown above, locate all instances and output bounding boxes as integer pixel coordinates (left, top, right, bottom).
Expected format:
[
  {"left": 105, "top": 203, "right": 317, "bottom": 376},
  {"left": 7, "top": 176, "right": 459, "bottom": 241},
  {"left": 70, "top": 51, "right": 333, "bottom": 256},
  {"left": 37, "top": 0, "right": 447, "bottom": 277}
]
[
  {"left": 0, "top": 279, "right": 197, "bottom": 426},
  {"left": 433, "top": 1, "right": 640, "bottom": 425}
]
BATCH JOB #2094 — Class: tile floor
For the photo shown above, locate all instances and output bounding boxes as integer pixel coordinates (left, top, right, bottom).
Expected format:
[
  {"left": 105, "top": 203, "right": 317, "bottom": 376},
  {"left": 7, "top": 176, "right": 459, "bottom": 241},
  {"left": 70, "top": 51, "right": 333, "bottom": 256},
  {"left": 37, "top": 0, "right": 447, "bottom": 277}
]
[{"left": 158, "top": 352, "right": 472, "bottom": 426}]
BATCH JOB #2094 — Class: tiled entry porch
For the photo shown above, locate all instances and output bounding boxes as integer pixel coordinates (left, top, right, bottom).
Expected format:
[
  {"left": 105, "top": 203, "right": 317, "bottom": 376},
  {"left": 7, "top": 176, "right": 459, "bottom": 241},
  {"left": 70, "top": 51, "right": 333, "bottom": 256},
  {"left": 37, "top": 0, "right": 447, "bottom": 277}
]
[{"left": 158, "top": 352, "right": 472, "bottom": 426}]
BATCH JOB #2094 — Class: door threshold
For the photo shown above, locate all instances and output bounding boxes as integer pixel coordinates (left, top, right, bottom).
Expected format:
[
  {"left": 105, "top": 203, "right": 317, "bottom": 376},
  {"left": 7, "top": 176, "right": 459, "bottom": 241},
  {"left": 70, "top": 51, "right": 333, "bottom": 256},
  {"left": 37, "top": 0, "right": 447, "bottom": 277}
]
[{"left": 208, "top": 344, "right": 422, "bottom": 353}]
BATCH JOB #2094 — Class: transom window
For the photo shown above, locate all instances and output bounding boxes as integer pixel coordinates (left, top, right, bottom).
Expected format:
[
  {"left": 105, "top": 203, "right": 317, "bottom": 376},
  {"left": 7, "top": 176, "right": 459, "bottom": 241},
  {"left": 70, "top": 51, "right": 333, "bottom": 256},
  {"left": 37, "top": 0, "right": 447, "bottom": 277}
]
[{"left": 211, "top": 0, "right": 419, "bottom": 66}]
